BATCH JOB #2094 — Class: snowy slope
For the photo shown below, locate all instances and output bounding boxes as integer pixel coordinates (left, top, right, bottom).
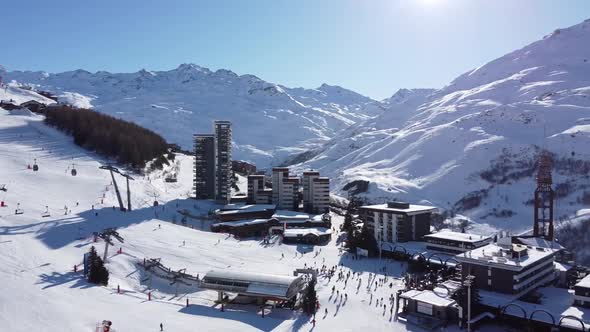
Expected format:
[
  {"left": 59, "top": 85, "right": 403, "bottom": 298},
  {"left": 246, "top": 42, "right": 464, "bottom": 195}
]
[
  {"left": 0, "top": 100, "right": 450, "bottom": 331},
  {"left": 4, "top": 64, "right": 384, "bottom": 167},
  {"left": 292, "top": 19, "right": 590, "bottom": 234}
]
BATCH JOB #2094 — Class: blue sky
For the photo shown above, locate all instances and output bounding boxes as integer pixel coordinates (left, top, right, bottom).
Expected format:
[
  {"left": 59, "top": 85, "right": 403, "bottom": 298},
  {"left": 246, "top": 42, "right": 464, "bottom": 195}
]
[{"left": 1, "top": 0, "right": 589, "bottom": 99}]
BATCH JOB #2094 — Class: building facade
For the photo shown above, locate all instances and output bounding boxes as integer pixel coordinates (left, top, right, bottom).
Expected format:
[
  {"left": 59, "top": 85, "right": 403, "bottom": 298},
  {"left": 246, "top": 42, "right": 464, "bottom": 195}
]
[
  {"left": 302, "top": 171, "right": 319, "bottom": 212},
  {"left": 271, "top": 167, "right": 291, "bottom": 210},
  {"left": 283, "top": 177, "right": 300, "bottom": 211},
  {"left": 193, "top": 134, "right": 215, "bottom": 199},
  {"left": 311, "top": 177, "right": 330, "bottom": 214},
  {"left": 359, "top": 202, "right": 437, "bottom": 243},
  {"left": 247, "top": 175, "right": 273, "bottom": 204},
  {"left": 214, "top": 121, "right": 232, "bottom": 204},
  {"left": 302, "top": 171, "right": 330, "bottom": 214},
  {"left": 247, "top": 175, "right": 264, "bottom": 204}
]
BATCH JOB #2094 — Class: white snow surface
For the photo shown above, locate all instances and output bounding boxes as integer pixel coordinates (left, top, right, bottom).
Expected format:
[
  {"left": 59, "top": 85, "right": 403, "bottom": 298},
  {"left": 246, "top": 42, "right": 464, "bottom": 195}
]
[
  {"left": 292, "top": 19, "right": 590, "bottom": 235},
  {"left": 4, "top": 65, "right": 385, "bottom": 168}
]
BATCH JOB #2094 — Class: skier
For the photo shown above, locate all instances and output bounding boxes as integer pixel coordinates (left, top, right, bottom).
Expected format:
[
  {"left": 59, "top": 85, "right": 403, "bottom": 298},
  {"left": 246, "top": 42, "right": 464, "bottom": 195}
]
[{"left": 160, "top": 323, "right": 163, "bottom": 331}]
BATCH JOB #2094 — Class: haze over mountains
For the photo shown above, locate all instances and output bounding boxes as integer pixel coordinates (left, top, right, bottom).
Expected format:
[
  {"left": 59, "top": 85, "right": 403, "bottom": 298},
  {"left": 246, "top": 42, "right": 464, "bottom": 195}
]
[{"left": 4, "top": 19, "right": 590, "bottom": 234}]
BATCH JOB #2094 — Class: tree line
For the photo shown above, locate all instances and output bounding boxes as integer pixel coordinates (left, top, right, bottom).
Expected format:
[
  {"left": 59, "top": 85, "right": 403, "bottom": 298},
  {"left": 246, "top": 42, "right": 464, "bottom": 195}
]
[{"left": 44, "top": 105, "right": 169, "bottom": 169}]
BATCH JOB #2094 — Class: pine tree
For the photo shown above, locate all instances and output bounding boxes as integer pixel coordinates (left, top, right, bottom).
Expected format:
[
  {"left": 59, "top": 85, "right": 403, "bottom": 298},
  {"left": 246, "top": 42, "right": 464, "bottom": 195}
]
[
  {"left": 302, "top": 279, "right": 318, "bottom": 315},
  {"left": 348, "top": 224, "right": 378, "bottom": 255},
  {"left": 87, "top": 246, "right": 109, "bottom": 285}
]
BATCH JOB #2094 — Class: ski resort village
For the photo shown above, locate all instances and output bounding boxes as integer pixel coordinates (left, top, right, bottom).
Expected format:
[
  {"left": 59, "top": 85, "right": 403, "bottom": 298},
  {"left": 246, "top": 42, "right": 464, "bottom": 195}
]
[{"left": 1, "top": 4, "right": 590, "bottom": 332}]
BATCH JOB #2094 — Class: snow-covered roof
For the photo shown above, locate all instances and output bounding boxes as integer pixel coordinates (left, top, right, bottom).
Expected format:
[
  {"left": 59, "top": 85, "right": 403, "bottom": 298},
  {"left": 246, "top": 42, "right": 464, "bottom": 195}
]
[
  {"left": 272, "top": 210, "right": 312, "bottom": 220},
  {"left": 214, "top": 219, "right": 270, "bottom": 227},
  {"left": 456, "top": 243, "right": 558, "bottom": 270},
  {"left": 554, "top": 261, "right": 573, "bottom": 272},
  {"left": 283, "top": 227, "right": 332, "bottom": 238},
  {"left": 424, "top": 231, "right": 491, "bottom": 243},
  {"left": 217, "top": 204, "right": 276, "bottom": 215},
  {"left": 516, "top": 237, "right": 564, "bottom": 250},
  {"left": 360, "top": 203, "right": 438, "bottom": 215},
  {"left": 204, "top": 270, "right": 299, "bottom": 287},
  {"left": 576, "top": 274, "right": 590, "bottom": 288},
  {"left": 400, "top": 289, "right": 456, "bottom": 307}
]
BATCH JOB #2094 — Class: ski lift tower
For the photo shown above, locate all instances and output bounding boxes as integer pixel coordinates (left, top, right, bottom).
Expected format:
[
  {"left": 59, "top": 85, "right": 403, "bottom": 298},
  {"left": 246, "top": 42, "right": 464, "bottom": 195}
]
[
  {"left": 120, "top": 173, "right": 134, "bottom": 212},
  {"left": 97, "top": 228, "right": 124, "bottom": 262},
  {"left": 99, "top": 164, "right": 125, "bottom": 211}
]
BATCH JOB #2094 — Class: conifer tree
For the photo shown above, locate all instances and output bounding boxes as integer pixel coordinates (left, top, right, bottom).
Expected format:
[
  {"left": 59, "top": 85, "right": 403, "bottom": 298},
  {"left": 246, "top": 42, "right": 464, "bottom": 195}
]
[
  {"left": 87, "top": 246, "right": 109, "bottom": 285},
  {"left": 302, "top": 279, "right": 318, "bottom": 315}
]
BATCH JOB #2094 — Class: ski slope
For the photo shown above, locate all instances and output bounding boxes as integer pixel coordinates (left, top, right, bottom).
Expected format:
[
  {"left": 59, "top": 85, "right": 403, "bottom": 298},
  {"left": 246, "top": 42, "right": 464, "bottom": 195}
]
[{"left": 0, "top": 102, "right": 457, "bottom": 331}]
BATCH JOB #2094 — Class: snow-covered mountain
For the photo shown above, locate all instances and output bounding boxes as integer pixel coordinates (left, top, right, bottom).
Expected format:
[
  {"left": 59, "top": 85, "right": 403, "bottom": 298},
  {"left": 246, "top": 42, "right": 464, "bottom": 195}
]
[
  {"left": 4, "top": 64, "right": 384, "bottom": 167},
  {"left": 291, "top": 19, "right": 590, "bottom": 234}
]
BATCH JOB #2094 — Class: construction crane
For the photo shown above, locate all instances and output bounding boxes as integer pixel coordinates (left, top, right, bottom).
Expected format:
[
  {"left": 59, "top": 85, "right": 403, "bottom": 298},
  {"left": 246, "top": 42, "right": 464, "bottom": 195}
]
[
  {"left": 97, "top": 228, "right": 124, "bottom": 262},
  {"left": 99, "top": 164, "right": 134, "bottom": 212}
]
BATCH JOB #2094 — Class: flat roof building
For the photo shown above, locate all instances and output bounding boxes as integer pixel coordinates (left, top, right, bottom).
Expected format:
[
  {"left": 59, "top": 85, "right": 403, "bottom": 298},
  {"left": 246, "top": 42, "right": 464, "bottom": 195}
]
[
  {"left": 201, "top": 270, "right": 305, "bottom": 302},
  {"left": 455, "top": 237, "right": 558, "bottom": 295},
  {"left": 283, "top": 227, "right": 332, "bottom": 245},
  {"left": 359, "top": 202, "right": 438, "bottom": 243},
  {"left": 424, "top": 231, "right": 492, "bottom": 254}
]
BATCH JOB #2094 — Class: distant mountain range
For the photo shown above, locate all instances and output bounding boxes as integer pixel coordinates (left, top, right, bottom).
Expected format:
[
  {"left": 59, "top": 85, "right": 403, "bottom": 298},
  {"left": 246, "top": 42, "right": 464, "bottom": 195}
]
[{"left": 3, "top": 64, "right": 392, "bottom": 167}]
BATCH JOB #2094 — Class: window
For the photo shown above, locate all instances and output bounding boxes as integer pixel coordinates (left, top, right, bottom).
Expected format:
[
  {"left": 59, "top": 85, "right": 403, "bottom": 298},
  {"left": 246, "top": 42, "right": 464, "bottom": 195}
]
[
  {"left": 488, "top": 279, "right": 491, "bottom": 286},
  {"left": 417, "top": 302, "right": 433, "bottom": 316}
]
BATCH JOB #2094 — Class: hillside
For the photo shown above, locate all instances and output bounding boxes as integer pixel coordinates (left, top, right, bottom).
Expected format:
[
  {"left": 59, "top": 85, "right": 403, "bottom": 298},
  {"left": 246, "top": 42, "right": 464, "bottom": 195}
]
[
  {"left": 292, "top": 19, "right": 590, "bottom": 235},
  {"left": 4, "top": 64, "right": 384, "bottom": 167}
]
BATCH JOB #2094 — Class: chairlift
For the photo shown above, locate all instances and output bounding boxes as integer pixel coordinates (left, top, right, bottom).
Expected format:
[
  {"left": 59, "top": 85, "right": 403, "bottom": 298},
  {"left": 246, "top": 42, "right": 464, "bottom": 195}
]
[
  {"left": 71, "top": 163, "right": 77, "bottom": 176},
  {"left": 33, "top": 159, "right": 39, "bottom": 172},
  {"left": 41, "top": 205, "right": 50, "bottom": 218},
  {"left": 15, "top": 203, "right": 24, "bottom": 215}
]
